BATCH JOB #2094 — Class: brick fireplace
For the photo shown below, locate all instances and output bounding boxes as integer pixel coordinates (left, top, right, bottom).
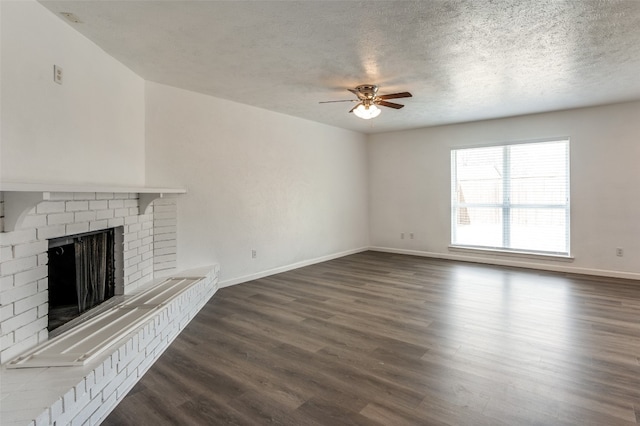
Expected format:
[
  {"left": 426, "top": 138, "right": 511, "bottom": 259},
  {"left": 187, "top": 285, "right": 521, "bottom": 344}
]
[
  {"left": 0, "top": 191, "right": 178, "bottom": 364},
  {"left": 0, "top": 187, "right": 219, "bottom": 425}
]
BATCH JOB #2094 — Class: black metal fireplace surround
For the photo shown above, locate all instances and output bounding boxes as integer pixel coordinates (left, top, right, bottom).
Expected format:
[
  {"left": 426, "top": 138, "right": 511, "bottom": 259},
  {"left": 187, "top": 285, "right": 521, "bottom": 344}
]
[{"left": 47, "top": 228, "right": 117, "bottom": 331}]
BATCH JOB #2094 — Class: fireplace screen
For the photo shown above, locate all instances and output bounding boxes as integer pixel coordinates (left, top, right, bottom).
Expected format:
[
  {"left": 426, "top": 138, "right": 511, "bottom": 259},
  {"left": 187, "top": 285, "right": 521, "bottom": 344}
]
[{"left": 48, "top": 229, "right": 117, "bottom": 331}]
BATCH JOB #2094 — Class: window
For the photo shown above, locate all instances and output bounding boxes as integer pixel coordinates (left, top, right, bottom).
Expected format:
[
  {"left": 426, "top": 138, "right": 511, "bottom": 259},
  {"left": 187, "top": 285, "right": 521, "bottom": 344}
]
[{"left": 451, "top": 139, "right": 569, "bottom": 256}]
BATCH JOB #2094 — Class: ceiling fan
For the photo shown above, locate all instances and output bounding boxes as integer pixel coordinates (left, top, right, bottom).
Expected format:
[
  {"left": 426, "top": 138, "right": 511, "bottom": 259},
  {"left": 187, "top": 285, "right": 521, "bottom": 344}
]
[{"left": 319, "top": 84, "right": 412, "bottom": 119}]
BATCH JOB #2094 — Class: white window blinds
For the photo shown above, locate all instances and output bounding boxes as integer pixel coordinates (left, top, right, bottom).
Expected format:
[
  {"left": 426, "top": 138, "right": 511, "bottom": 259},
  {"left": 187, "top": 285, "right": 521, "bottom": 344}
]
[{"left": 451, "top": 139, "right": 570, "bottom": 256}]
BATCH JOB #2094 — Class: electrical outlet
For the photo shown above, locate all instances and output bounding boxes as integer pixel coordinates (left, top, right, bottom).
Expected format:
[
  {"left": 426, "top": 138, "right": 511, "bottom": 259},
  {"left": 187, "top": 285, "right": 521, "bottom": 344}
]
[
  {"left": 400, "top": 233, "right": 405, "bottom": 239},
  {"left": 409, "top": 233, "right": 414, "bottom": 239},
  {"left": 54, "top": 65, "right": 63, "bottom": 85},
  {"left": 616, "top": 248, "right": 623, "bottom": 257},
  {"left": 251, "top": 249, "right": 257, "bottom": 259}
]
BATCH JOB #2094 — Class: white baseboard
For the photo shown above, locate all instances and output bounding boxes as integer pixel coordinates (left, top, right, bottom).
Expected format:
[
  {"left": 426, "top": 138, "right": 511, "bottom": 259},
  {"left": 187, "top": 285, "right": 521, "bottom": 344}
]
[
  {"left": 218, "top": 247, "right": 369, "bottom": 288},
  {"left": 369, "top": 246, "right": 640, "bottom": 281}
]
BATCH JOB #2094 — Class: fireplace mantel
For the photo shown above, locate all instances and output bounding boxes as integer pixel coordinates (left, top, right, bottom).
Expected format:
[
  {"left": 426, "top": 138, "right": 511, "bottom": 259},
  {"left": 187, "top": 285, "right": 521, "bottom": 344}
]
[{"left": 0, "top": 182, "right": 186, "bottom": 232}]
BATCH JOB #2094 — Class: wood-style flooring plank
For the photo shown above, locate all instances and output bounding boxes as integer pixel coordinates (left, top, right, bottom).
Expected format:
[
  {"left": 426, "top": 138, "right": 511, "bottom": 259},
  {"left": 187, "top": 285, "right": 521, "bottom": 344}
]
[{"left": 103, "top": 252, "right": 640, "bottom": 425}]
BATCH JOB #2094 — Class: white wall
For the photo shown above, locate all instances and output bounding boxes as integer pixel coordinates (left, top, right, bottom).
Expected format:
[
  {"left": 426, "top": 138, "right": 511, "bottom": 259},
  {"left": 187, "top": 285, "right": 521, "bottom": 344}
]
[
  {"left": 145, "top": 82, "right": 369, "bottom": 284},
  {"left": 369, "top": 101, "right": 640, "bottom": 279},
  {"left": 0, "top": 0, "right": 145, "bottom": 186}
]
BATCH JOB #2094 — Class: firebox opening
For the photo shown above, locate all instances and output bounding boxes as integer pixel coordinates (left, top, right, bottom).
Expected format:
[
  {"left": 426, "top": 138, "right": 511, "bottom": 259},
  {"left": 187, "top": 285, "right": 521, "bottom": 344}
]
[{"left": 48, "top": 227, "right": 124, "bottom": 332}]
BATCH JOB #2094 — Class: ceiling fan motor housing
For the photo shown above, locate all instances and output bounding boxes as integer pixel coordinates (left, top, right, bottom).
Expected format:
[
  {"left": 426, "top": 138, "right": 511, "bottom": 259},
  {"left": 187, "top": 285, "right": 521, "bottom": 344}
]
[{"left": 355, "top": 84, "right": 378, "bottom": 100}]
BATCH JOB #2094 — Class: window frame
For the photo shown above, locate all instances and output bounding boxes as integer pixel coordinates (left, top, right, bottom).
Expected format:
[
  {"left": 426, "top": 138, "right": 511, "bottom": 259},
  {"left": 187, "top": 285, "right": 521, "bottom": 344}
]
[{"left": 450, "top": 138, "right": 571, "bottom": 257}]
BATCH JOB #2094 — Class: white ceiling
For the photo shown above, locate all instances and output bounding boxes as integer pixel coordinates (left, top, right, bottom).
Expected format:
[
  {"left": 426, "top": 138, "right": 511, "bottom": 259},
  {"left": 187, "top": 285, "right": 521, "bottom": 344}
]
[{"left": 40, "top": 0, "right": 640, "bottom": 134}]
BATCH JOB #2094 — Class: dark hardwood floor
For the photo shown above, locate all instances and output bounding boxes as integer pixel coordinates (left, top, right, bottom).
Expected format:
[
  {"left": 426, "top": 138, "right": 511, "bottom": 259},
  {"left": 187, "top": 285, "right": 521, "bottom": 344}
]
[{"left": 103, "top": 251, "right": 640, "bottom": 425}]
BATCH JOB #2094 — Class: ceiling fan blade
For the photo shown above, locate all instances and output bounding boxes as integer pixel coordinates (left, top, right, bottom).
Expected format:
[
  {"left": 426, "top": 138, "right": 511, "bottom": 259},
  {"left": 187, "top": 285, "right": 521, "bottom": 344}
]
[
  {"left": 378, "top": 92, "right": 412, "bottom": 100},
  {"left": 319, "top": 100, "right": 356, "bottom": 104},
  {"left": 377, "top": 100, "right": 405, "bottom": 109}
]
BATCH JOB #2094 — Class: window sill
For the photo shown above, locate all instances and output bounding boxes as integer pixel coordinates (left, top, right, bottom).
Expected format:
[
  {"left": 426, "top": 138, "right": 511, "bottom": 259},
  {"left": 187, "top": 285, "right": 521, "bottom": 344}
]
[{"left": 448, "top": 245, "right": 574, "bottom": 262}]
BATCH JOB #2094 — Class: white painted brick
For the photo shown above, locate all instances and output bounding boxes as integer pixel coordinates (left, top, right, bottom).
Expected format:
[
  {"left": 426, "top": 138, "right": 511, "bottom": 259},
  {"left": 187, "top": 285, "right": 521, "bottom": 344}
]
[
  {"left": 37, "top": 277, "right": 48, "bottom": 292},
  {"left": 0, "top": 282, "right": 37, "bottom": 305},
  {"left": 141, "top": 269, "right": 153, "bottom": 281},
  {"left": 0, "top": 255, "right": 37, "bottom": 275},
  {"left": 89, "top": 220, "right": 109, "bottom": 231},
  {"left": 90, "top": 388, "right": 116, "bottom": 424},
  {"left": 13, "top": 240, "right": 48, "bottom": 258},
  {"left": 85, "top": 370, "right": 96, "bottom": 389},
  {"left": 14, "top": 316, "right": 47, "bottom": 341},
  {"left": 138, "top": 258, "right": 152, "bottom": 272},
  {"left": 114, "top": 208, "right": 129, "bottom": 218},
  {"left": 34, "top": 408, "right": 50, "bottom": 426},
  {"left": 0, "top": 331, "right": 15, "bottom": 349},
  {"left": 63, "top": 388, "right": 76, "bottom": 409},
  {"left": 75, "top": 376, "right": 88, "bottom": 400},
  {"left": 0, "top": 303, "right": 14, "bottom": 321},
  {"left": 39, "top": 326, "right": 48, "bottom": 343},
  {"left": 21, "top": 214, "right": 48, "bottom": 228},
  {"left": 47, "top": 212, "right": 75, "bottom": 226},
  {"left": 0, "top": 245, "right": 13, "bottom": 262},
  {"left": 154, "top": 219, "right": 176, "bottom": 228},
  {"left": 153, "top": 211, "right": 177, "bottom": 220},
  {"left": 141, "top": 219, "right": 153, "bottom": 229},
  {"left": 123, "top": 200, "right": 138, "bottom": 208},
  {"left": 66, "top": 201, "right": 89, "bottom": 212},
  {"left": 152, "top": 204, "right": 176, "bottom": 213},
  {"left": 74, "top": 210, "right": 96, "bottom": 222},
  {"left": 138, "top": 244, "right": 151, "bottom": 256},
  {"left": 73, "top": 192, "right": 96, "bottom": 201},
  {"left": 101, "top": 369, "right": 123, "bottom": 404},
  {"left": 141, "top": 250, "right": 153, "bottom": 261},
  {"left": 14, "top": 291, "right": 48, "bottom": 315},
  {"left": 138, "top": 229, "right": 151, "bottom": 239},
  {"left": 1, "top": 307, "right": 37, "bottom": 333},
  {"left": 45, "top": 192, "right": 74, "bottom": 201},
  {"left": 122, "top": 244, "right": 137, "bottom": 257},
  {"left": 38, "top": 253, "right": 48, "bottom": 266},
  {"left": 154, "top": 225, "right": 177, "bottom": 235},
  {"left": 154, "top": 239, "right": 176, "bottom": 249},
  {"left": 66, "top": 222, "right": 90, "bottom": 235},
  {"left": 127, "top": 240, "right": 141, "bottom": 250},
  {"left": 89, "top": 200, "right": 108, "bottom": 210},
  {"left": 108, "top": 217, "right": 125, "bottom": 228},
  {"left": 70, "top": 392, "right": 92, "bottom": 426},
  {"left": 0, "top": 228, "right": 37, "bottom": 246},
  {"left": 37, "top": 225, "right": 66, "bottom": 240},
  {"left": 153, "top": 198, "right": 176, "bottom": 206},
  {"left": 96, "top": 192, "right": 114, "bottom": 200},
  {"left": 154, "top": 232, "right": 176, "bottom": 242},
  {"left": 122, "top": 232, "right": 137, "bottom": 244},
  {"left": 36, "top": 201, "right": 66, "bottom": 214},
  {"left": 38, "top": 302, "right": 48, "bottom": 318},
  {"left": 124, "top": 255, "right": 142, "bottom": 269},
  {"left": 50, "top": 398, "right": 64, "bottom": 423},
  {"left": 128, "top": 207, "right": 139, "bottom": 216},
  {"left": 96, "top": 209, "right": 114, "bottom": 220},
  {"left": 154, "top": 247, "right": 176, "bottom": 256},
  {"left": 124, "top": 215, "right": 138, "bottom": 225},
  {"left": 0, "top": 274, "right": 14, "bottom": 290},
  {"left": 108, "top": 200, "right": 124, "bottom": 209},
  {"left": 127, "top": 223, "right": 142, "bottom": 234},
  {"left": 14, "top": 265, "right": 47, "bottom": 287},
  {"left": 124, "top": 351, "right": 146, "bottom": 378},
  {"left": 127, "top": 270, "right": 142, "bottom": 283}
]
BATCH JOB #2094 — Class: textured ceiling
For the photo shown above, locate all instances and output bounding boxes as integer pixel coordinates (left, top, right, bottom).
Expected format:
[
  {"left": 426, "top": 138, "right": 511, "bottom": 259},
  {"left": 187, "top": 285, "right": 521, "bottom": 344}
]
[{"left": 40, "top": 0, "right": 640, "bottom": 134}]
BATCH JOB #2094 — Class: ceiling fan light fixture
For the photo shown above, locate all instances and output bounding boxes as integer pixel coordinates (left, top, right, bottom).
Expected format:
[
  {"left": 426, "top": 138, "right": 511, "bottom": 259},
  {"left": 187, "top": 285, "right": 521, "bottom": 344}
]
[{"left": 353, "top": 103, "right": 381, "bottom": 120}]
